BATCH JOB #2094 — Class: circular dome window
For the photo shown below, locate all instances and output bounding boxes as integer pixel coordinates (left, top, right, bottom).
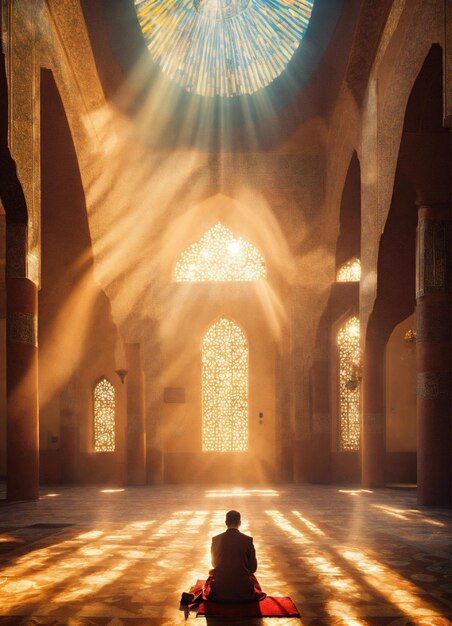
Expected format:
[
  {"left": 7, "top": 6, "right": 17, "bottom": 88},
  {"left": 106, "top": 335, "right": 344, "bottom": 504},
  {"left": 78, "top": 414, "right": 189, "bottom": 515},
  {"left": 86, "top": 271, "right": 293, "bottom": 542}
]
[{"left": 134, "top": 0, "right": 315, "bottom": 97}]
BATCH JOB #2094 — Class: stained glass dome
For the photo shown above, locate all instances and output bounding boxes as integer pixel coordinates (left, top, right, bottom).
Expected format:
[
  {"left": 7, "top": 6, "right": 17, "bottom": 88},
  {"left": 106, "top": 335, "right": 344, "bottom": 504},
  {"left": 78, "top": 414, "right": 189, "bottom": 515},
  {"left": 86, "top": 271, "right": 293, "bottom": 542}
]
[{"left": 134, "top": 0, "right": 315, "bottom": 97}]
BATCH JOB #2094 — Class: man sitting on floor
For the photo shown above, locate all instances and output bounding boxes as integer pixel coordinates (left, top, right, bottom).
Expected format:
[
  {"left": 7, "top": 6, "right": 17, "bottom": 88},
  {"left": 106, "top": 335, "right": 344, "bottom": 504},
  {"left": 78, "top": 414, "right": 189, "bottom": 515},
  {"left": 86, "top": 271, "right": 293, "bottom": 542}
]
[{"left": 202, "top": 510, "right": 266, "bottom": 603}]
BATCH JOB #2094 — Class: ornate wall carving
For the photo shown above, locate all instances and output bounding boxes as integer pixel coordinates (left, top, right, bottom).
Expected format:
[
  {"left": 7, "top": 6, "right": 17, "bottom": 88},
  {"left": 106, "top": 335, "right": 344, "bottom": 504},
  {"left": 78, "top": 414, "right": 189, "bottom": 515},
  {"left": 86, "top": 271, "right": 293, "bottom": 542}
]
[
  {"left": 5, "top": 0, "right": 40, "bottom": 284},
  {"left": 377, "top": 0, "right": 441, "bottom": 235},
  {"left": 417, "top": 372, "right": 450, "bottom": 399},
  {"left": 417, "top": 218, "right": 451, "bottom": 296},
  {"left": 356, "top": 0, "right": 443, "bottom": 339},
  {"left": 7, "top": 311, "right": 37, "bottom": 346},
  {"left": 3, "top": 0, "right": 109, "bottom": 286}
]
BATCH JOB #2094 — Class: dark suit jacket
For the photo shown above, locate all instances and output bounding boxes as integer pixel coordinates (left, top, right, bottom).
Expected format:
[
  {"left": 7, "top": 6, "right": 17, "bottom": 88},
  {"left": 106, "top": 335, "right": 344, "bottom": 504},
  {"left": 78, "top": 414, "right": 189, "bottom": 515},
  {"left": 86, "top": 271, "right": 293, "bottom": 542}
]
[{"left": 208, "top": 528, "right": 259, "bottom": 602}]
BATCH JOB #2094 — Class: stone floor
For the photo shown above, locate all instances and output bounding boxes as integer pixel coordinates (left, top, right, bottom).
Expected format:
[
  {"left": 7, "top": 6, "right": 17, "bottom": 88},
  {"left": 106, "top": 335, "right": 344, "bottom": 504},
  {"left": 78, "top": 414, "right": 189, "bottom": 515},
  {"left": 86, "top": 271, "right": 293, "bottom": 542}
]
[{"left": 0, "top": 483, "right": 450, "bottom": 626}]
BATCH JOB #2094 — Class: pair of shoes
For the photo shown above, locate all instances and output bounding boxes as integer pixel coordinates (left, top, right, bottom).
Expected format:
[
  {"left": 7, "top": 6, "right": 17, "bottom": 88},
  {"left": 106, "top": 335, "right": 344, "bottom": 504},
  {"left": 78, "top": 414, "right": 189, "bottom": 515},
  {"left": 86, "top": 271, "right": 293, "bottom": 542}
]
[{"left": 180, "top": 592, "right": 195, "bottom": 605}]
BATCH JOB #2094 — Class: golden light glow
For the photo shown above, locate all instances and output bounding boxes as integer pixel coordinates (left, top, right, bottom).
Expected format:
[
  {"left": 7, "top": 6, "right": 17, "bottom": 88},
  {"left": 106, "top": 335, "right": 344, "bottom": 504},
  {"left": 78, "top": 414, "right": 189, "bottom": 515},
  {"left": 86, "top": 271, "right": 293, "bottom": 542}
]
[
  {"left": 100, "top": 488, "right": 125, "bottom": 493},
  {"left": 267, "top": 507, "right": 448, "bottom": 624},
  {"left": 202, "top": 317, "right": 248, "bottom": 451},
  {"left": 205, "top": 488, "right": 279, "bottom": 497},
  {"left": 336, "top": 257, "right": 361, "bottom": 282},
  {"left": 372, "top": 505, "right": 447, "bottom": 527},
  {"left": 0, "top": 503, "right": 447, "bottom": 622},
  {"left": 267, "top": 510, "right": 365, "bottom": 623},
  {"left": 337, "top": 316, "right": 360, "bottom": 451},
  {"left": 338, "top": 489, "right": 373, "bottom": 495},
  {"left": 372, "top": 504, "right": 409, "bottom": 520},
  {"left": 340, "top": 548, "right": 445, "bottom": 621},
  {"left": 175, "top": 222, "right": 265, "bottom": 282},
  {"left": 326, "top": 601, "right": 366, "bottom": 626},
  {"left": 264, "top": 510, "right": 313, "bottom": 545},
  {"left": 292, "top": 510, "right": 325, "bottom": 535},
  {"left": 94, "top": 378, "right": 116, "bottom": 452}
]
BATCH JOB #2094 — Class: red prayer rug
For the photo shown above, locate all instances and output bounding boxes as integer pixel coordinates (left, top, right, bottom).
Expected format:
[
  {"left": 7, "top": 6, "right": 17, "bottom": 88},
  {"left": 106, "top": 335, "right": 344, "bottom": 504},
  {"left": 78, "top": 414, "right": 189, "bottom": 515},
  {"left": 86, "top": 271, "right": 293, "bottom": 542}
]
[
  {"left": 196, "top": 596, "right": 300, "bottom": 618},
  {"left": 188, "top": 580, "right": 300, "bottom": 618}
]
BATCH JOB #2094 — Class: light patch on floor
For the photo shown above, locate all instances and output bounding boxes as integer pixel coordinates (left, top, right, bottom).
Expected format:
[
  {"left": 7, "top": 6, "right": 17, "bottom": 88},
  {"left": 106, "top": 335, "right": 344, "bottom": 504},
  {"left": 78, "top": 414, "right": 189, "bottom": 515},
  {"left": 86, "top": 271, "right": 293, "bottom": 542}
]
[{"left": 0, "top": 483, "right": 450, "bottom": 625}]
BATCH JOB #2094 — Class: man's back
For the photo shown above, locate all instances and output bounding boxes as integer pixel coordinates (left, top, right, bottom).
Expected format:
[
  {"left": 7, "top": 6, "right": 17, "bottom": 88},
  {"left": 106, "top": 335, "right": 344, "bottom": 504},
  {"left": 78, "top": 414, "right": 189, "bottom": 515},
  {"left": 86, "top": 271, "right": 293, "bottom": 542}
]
[
  {"left": 212, "top": 528, "right": 257, "bottom": 574},
  {"left": 207, "top": 528, "right": 260, "bottom": 602}
]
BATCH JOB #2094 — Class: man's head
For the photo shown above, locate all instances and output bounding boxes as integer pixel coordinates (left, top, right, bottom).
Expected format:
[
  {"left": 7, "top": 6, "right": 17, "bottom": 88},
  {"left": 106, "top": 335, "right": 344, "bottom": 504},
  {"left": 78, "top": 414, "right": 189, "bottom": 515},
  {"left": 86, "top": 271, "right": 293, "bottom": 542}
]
[{"left": 225, "top": 510, "right": 241, "bottom": 528}]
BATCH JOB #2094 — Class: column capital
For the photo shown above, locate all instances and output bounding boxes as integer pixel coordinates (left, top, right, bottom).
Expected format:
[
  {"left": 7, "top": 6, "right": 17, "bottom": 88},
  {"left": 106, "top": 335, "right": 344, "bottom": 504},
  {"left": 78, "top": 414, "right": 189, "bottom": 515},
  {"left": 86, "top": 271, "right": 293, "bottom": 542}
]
[{"left": 416, "top": 203, "right": 451, "bottom": 220}]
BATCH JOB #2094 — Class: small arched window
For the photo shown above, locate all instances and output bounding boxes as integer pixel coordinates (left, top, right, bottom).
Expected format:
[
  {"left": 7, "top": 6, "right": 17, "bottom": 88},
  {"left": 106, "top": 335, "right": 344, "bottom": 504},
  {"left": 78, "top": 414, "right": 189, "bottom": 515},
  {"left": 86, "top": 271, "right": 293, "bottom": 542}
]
[
  {"left": 175, "top": 223, "right": 265, "bottom": 282},
  {"left": 336, "top": 258, "right": 361, "bottom": 282},
  {"left": 337, "top": 316, "right": 360, "bottom": 451},
  {"left": 93, "top": 377, "right": 116, "bottom": 452},
  {"left": 202, "top": 317, "right": 248, "bottom": 451}
]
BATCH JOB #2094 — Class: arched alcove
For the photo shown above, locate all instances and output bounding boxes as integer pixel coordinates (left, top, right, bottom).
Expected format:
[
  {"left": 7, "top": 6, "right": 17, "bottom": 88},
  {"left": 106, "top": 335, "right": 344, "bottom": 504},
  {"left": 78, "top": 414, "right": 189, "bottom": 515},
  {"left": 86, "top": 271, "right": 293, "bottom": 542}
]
[
  {"left": 362, "top": 44, "right": 450, "bottom": 492},
  {"left": 385, "top": 314, "right": 416, "bottom": 483},
  {"left": 335, "top": 151, "right": 361, "bottom": 270}
]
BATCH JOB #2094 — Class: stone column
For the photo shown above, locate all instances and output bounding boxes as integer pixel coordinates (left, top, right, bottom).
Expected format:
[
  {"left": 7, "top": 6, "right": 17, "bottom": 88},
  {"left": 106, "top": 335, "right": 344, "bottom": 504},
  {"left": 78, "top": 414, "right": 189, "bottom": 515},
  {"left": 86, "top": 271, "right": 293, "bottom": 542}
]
[
  {"left": 310, "top": 361, "right": 331, "bottom": 483},
  {"left": 293, "top": 439, "right": 312, "bottom": 483},
  {"left": 292, "top": 385, "right": 312, "bottom": 483},
  {"left": 125, "top": 343, "right": 146, "bottom": 485},
  {"left": 416, "top": 205, "right": 451, "bottom": 506},
  {"left": 59, "top": 376, "right": 78, "bottom": 482},
  {"left": 6, "top": 276, "right": 39, "bottom": 500},
  {"left": 361, "top": 330, "right": 386, "bottom": 487}
]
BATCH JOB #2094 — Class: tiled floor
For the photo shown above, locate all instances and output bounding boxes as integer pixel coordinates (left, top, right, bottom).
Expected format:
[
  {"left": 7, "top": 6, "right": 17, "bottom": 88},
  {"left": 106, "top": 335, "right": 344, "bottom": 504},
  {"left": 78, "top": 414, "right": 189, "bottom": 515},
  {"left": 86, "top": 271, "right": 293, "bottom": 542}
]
[{"left": 0, "top": 483, "right": 450, "bottom": 626}]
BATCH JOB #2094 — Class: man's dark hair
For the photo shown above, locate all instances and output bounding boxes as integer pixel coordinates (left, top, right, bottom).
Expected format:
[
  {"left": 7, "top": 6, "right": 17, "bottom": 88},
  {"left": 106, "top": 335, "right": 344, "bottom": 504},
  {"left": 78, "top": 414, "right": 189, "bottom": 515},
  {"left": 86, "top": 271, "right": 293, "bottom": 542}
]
[{"left": 225, "top": 510, "right": 241, "bottom": 526}]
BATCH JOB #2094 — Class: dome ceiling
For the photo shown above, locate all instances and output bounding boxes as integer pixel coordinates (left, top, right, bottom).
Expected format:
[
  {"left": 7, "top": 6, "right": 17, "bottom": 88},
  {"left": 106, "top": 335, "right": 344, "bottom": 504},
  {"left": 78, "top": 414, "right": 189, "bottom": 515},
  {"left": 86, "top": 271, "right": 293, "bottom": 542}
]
[
  {"left": 133, "top": 0, "right": 315, "bottom": 97},
  {"left": 92, "top": 0, "right": 345, "bottom": 148}
]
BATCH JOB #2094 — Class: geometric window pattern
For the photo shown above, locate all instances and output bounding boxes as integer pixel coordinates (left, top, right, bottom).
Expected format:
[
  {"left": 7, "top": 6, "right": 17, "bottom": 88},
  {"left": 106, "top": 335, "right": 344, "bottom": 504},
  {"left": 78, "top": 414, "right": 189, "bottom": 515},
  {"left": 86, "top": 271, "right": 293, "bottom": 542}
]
[
  {"left": 134, "top": 0, "right": 315, "bottom": 97},
  {"left": 337, "top": 316, "right": 360, "bottom": 451},
  {"left": 175, "top": 223, "right": 265, "bottom": 282},
  {"left": 94, "top": 378, "right": 116, "bottom": 452},
  {"left": 202, "top": 317, "right": 248, "bottom": 451},
  {"left": 336, "top": 257, "right": 361, "bottom": 282}
]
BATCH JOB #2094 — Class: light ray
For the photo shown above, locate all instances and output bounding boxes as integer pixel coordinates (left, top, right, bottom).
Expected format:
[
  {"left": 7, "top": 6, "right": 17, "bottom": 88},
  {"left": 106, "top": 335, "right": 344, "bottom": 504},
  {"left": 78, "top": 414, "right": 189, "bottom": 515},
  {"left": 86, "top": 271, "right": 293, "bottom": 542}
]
[
  {"left": 292, "top": 510, "right": 325, "bottom": 535},
  {"left": 264, "top": 510, "right": 313, "bottom": 544},
  {"left": 205, "top": 488, "right": 279, "bottom": 497},
  {"left": 340, "top": 548, "right": 447, "bottom": 622}
]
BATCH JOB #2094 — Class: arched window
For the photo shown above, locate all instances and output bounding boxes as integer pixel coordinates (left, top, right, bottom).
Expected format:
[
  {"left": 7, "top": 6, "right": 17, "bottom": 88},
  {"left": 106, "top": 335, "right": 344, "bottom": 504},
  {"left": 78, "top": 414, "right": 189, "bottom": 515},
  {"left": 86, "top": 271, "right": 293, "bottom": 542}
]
[
  {"left": 337, "top": 316, "right": 360, "bottom": 451},
  {"left": 336, "top": 257, "right": 361, "bottom": 282},
  {"left": 175, "top": 223, "right": 265, "bottom": 282},
  {"left": 202, "top": 317, "right": 248, "bottom": 451},
  {"left": 93, "top": 378, "right": 116, "bottom": 452}
]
